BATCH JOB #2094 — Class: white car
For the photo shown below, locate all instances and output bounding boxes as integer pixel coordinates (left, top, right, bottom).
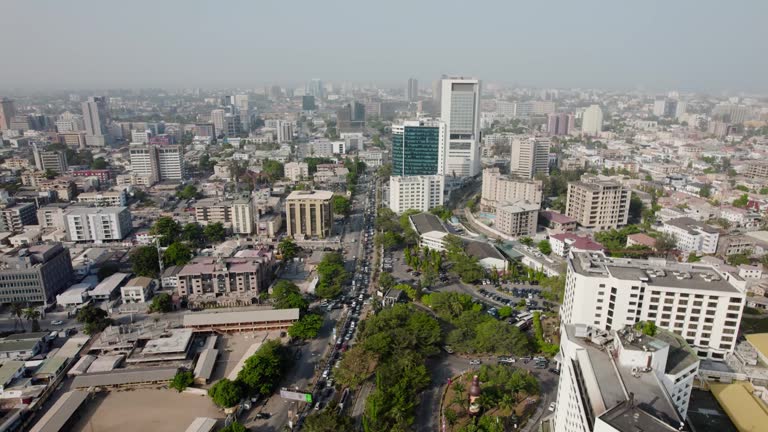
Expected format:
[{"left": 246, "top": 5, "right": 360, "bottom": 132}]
[
  {"left": 548, "top": 402, "right": 557, "bottom": 412},
  {"left": 469, "top": 359, "right": 482, "bottom": 365}
]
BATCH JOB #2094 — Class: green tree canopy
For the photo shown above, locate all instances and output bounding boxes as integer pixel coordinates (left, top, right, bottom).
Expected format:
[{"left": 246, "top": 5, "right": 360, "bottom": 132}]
[
  {"left": 208, "top": 379, "right": 243, "bottom": 408},
  {"left": 150, "top": 293, "right": 173, "bottom": 313},
  {"left": 537, "top": 240, "right": 552, "bottom": 255},
  {"left": 236, "top": 340, "right": 291, "bottom": 396},
  {"left": 270, "top": 280, "right": 308, "bottom": 312},
  {"left": 203, "top": 222, "right": 226, "bottom": 243},
  {"left": 151, "top": 216, "right": 181, "bottom": 246},
  {"left": 218, "top": 421, "right": 247, "bottom": 432},
  {"left": 278, "top": 237, "right": 299, "bottom": 261},
  {"left": 315, "top": 253, "right": 347, "bottom": 298},
  {"left": 288, "top": 314, "right": 324, "bottom": 339},
  {"left": 131, "top": 246, "right": 160, "bottom": 278},
  {"left": 170, "top": 370, "right": 194, "bottom": 392},
  {"left": 164, "top": 242, "right": 193, "bottom": 267},
  {"left": 262, "top": 159, "right": 284, "bottom": 181},
  {"left": 75, "top": 305, "right": 113, "bottom": 335},
  {"left": 332, "top": 195, "right": 351, "bottom": 216},
  {"left": 303, "top": 408, "right": 355, "bottom": 432},
  {"left": 176, "top": 184, "right": 200, "bottom": 200}
]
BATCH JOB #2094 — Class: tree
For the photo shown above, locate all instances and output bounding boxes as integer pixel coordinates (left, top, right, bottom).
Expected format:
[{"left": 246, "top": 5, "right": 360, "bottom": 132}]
[
  {"left": 176, "top": 184, "right": 199, "bottom": 200},
  {"left": 629, "top": 195, "right": 644, "bottom": 222},
  {"left": 332, "top": 195, "right": 351, "bottom": 216},
  {"left": 10, "top": 303, "right": 23, "bottom": 331},
  {"left": 519, "top": 237, "right": 534, "bottom": 247},
  {"left": 23, "top": 307, "right": 41, "bottom": 332},
  {"left": 218, "top": 422, "right": 247, "bottom": 432},
  {"left": 203, "top": 222, "right": 226, "bottom": 243},
  {"left": 733, "top": 194, "right": 750, "bottom": 208},
  {"left": 181, "top": 223, "right": 205, "bottom": 247},
  {"left": 394, "top": 283, "right": 420, "bottom": 301},
  {"left": 303, "top": 409, "right": 355, "bottom": 432},
  {"left": 335, "top": 346, "right": 378, "bottom": 388},
  {"left": 654, "top": 232, "right": 678, "bottom": 251},
  {"left": 75, "top": 305, "right": 113, "bottom": 335},
  {"left": 687, "top": 252, "right": 701, "bottom": 263},
  {"left": 270, "top": 280, "right": 308, "bottom": 311},
  {"left": 97, "top": 262, "right": 120, "bottom": 281},
  {"left": 278, "top": 238, "right": 299, "bottom": 261},
  {"left": 288, "top": 314, "right": 324, "bottom": 340},
  {"left": 699, "top": 184, "right": 712, "bottom": 198},
  {"left": 378, "top": 272, "right": 395, "bottom": 291},
  {"left": 150, "top": 293, "right": 173, "bottom": 313},
  {"left": 169, "top": 370, "right": 194, "bottom": 392},
  {"left": 498, "top": 306, "right": 514, "bottom": 320},
  {"left": 91, "top": 157, "right": 108, "bottom": 169},
  {"left": 735, "top": 184, "right": 750, "bottom": 192},
  {"left": 131, "top": 246, "right": 160, "bottom": 278},
  {"left": 315, "top": 253, "right": 347, "bottom": 298},
  {"left": 236, "top": 340, "right": 290, "bottom": 396},
  {"left": 164, "top": 242, "right": 193, "bottom": 267},
  {"left": 151, "top": 217, "right": 181, "bottom": 246},
  {"left": 641, "top": 321, "right": 657, "bottom": 337},
  {"left": 537, "top": 240, "right": 552, "bottom": 255},
  {"left": 208, "top": 379, "right": 242, "bottom": 408},
  {"left": 262, "top": 159, "right": 284, "bottom": 181},
  {"left": 728, "top": 253, "right": 752, "bottom": 266},
  {"left": 43, "top": 168, "right": 58, "bottom": 179}
]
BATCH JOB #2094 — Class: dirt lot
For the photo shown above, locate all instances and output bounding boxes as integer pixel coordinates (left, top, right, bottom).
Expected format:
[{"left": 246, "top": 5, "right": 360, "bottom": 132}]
[
  {"left": 208, "top": 331, "right": 283, "bottom": 386},
  {"left": 70, "top": 389, "right": 224, "bottom": 432}
]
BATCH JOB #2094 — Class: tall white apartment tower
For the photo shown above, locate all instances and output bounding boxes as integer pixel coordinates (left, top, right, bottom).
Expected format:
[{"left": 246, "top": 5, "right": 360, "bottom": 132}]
[
  {"left": 81, "top": 96, "right": 110, "bottom": 147},
  {"left": 581, "top": 105, "right": 603, "bottom": 136},
  {"left": 510, "top": 137, "right": 551, "bottom": 179},
  {"left": 440, "top": 77, "right": 481, "bottom": 177},
  {"left": 211, "top": 109, "right": 226, "bottom": 136}
]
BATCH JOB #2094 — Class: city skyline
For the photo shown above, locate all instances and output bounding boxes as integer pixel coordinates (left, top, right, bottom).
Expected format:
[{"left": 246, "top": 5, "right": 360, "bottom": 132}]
[{"left": 1, "top": 0, "right": 767, "bottom": 92}]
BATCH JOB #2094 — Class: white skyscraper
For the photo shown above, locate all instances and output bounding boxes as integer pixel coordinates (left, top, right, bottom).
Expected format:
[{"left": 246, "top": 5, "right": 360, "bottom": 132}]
[
  {"left": 388, "top": 175, "right": 445, "bottom": 214},
  {"left": 510, "top": 137, "right": 551, "bottom": 179},
  {"left": 581, "top": 105, "right": 603, "bottom": 136},
  {"left": 440, "top": 77, "right": 481, "bottom": 177},
  {"left": 276, "top": 121, "right": 294, "bottom": 143}
]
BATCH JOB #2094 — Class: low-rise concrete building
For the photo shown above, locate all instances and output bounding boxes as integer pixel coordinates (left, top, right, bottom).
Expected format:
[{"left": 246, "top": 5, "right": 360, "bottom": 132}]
[{"left": 121, "top": 277, "right": 155, "bottom": 303}]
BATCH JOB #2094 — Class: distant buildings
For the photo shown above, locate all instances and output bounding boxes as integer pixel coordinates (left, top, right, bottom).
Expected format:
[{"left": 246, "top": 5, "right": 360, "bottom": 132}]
[
  {"left": 581, "top": 104, "right": 603, "bottom": 136},
  {"left": 77, "top": 190, "right": 127, "bottom": 207},
  {"left": 0, "top": 98, "right": 16, "bottom": 130},
  {"left": 337, "top": 101, "right": 366, "bottom": 133},
  {"left": 440, "top": 77, "right": 482, "bottom": 177},
  {"left": 0, "top": 196, "right": 37, "bottom": 232},
  {"left": 547, "top": 113, "right": 574, "bottom": 136},
  {"left": 407, "top": 78, "right": 419, "bottom": 102},
  {"left": 284, "top": 162, "right": 309, "bottom": 182},
  {"left": 193, "top": 196, "right": 256, "bottom": 235},
  {"left": 176, "top": 252, "right": 276, "bottom": 305},
  {"left": 276, "top": 120, "right": 294, "bottom": 143},
  {"left": 510, "top": 137, "right": 550, "bottom": 179},
  {"left": 285, "top": 190, "right": 334, "bottom": 239},
  {"left": 33, "top": 148, "right": 68, "bottom": 174},
  {"left": 0, "top": 243, "right": 73, "bottom": 305},
  {"left": 744, "top": 161, "right": 768, "bottom": 180},
  {"left": 388, "top": 175, "right": 444, "bottom": 214},
  {"left": 566, "top": 177, "right": 630, "bottom": 230}
]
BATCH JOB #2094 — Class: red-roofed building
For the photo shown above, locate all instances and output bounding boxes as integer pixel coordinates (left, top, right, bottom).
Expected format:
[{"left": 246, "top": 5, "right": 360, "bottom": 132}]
[
  {"left": 539, "top": 210, "right": 577, "bottom": 233},
  {"left": 549, "top": 233, "right": 604, "bottom": 257},
  {"left": 626, "top": 233, "right": 657, "bottom": 250}
]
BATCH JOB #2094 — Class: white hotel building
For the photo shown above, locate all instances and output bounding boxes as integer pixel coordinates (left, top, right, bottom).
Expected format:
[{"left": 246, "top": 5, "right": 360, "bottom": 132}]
[
  {"left": 388, "top": 175, "right": 444, "bottom": 214},
  {"left": 562, "top": 252, "right": 745, "bottom": 361}
]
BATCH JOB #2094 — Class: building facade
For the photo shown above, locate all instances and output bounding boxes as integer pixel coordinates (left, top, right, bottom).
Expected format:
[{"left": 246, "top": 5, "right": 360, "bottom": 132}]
[
  {"left": 440, "top": 77, "right": 481, "bottom": 177},
  {"left": 660, "top": 217, "right": 720, "bottom": 254},
  {"left": 566, "top": 178, "right": 630, "bottom": 230},
  {"left": 510, "top": 137, "right": 551, "bottom": 179},
  {"left": 285, "top": 190, "right": 334, "bottom": 239},
  {"left": 581, "top": 104, "right": 603, "bottom": 136},
  {"left": 391, "top": 119, "right": 446, "bottom": 176},
  {"left": 495, "top": 202, "right": 539, "bottom": 237},
  {"left": 63, "top": 207, "right": 132, "bottom": 243},
  {"left": 388, "top": 175, "right": 445, "bottom": 214},
  {"left": 0, "top": 244, "right": 73, "bottom": 305},
  {"left": 562, "top": 251, "right": 745, "bottom": 360}
]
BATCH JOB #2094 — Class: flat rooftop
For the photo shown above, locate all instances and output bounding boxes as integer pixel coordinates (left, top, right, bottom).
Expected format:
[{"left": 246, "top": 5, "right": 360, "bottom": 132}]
[
  {"left": 183, "top": 308, "right": 300, "bottom": 327},
  {"left": 710, "top": 382, "right": 768, "bottom": 432},
  {"left": 598, "top": 401, "right": 681, "bottom": 432},
  {"left": 286, "top": 190, "right": 334, "bottom": 201},
  {"left": 141, "top": 329, "right": 194, "bottom": 355},
  {"left": 571, "top": 252, "right": 741, "bottom": 293}
]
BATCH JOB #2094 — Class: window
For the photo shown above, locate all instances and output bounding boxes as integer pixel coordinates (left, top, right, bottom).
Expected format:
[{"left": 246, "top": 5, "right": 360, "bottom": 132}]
[
  {"left": 663, "top": 306, "right": 673, "bottom": 312},
  {"left": 665, "top": 298, "right": 674, "bottom": 304}
]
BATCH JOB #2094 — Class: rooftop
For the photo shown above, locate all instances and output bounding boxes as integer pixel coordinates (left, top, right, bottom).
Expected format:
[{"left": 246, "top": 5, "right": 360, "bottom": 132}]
[
  {"left": 183, "top": 308, "right": 300, "bottom": 327},
  {"left": 29, "top": 390, "right": 89, "bottom": 432},
  {"left": 141, "top": 329, "right": 194, "bottom": 355},
  {"left": 91, "top": 272, "right": 131, "bottom": 296},
  {"left": 65, "top": 206, "right": 127, "bottom": 215},
  {"left": 0, "top": 361, "right": 24, "bottom": 385},
  {"left": 125, "top": 276, "right": 154, "bottom": 289},
  {"left": 627, "top": 233, "right": 657, "bottom": 248},
  {"left": 571, "top": 252, "right": 741, "bottom": 294},
  {"left": 710, "top": 382, "right": 768, "bottom": 432},
  {"left": 598, "top": 401, "right": 682, "bottom": 432},
  {"left": 550, "top": 233, "right": 604, "bottom": 251},
  {"left": 409, "top": 212, "right": 447, "bottom": 235},
  {"left": 72, "top": 367, "right": 178, "bottom": 388},
  {"left": 665, "top": 217, "right": 720, "bottom": 235},
  {"left": 464, "top": 240, "right": 506, "bottom": 261},
  {"left": 540, "top": 210, "right": 576, "bottom": 224},
  {"left": 745, "top": 333, "right": 768, "bottom": 361},
  {"left": 286, "top": 190, "right": 334, "bottom": 201}
]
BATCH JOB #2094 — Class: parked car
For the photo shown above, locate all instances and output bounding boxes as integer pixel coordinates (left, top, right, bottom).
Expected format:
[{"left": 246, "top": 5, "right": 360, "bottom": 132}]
[
  {"left": 51, "top": 320, "right": 64, "bottom": 326},
  {"left": 548, "top": 402, "right": 556, "bottom": 412},
  {"left": 469, "top": 359, "right": 482, "bottom": 365}
]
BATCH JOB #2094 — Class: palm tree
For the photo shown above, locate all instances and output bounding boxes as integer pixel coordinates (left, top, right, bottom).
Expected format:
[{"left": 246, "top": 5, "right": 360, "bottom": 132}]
[
  {"left": 23, "top": 307, "right": 41, "bottom": 332},
  {"left": 10, "top": 303, "right": 23, "bottom": 331}
]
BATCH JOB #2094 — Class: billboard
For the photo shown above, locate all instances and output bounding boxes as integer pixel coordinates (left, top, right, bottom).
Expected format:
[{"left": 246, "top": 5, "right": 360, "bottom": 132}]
[{"left": 280, "top": 389, "right": 312, "bottom": 403}]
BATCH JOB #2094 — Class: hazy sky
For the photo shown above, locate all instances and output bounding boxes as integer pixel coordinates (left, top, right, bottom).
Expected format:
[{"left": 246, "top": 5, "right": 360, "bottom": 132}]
[{"left": 3, "top": 0, "right": 767, "bottom": 92}]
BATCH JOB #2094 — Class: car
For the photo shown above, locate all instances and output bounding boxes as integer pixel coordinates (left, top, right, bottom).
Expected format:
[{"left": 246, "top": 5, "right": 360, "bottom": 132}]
[
  {"left": 51, "top": 320, "right": 64, "bottom": 326},
  {"left": 549, "top": 368, "right": 560, "bottom": 375},
  {"left": 548, "top": 402, "right": 556, "bottom": 412},
  {"left": 443, "top": 346, "right": 455, "bottom": 354},
  {"left": 469, "top": 359, "right": 482, "bottom": 365},
  {"left": 254, "top": 412, "right": 271, "bottom": 420},
  {"left": 498, "top": 357, "right": 515, "bottom": 364}
]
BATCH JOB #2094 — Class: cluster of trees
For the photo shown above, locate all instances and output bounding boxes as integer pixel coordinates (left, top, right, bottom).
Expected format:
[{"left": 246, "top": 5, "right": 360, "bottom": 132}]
[
  {"left": 536, "top": 168, "right": 587, "bottom": 212},
  {"left": 733, "top": 193, "right": 750, "bottom": 208},
  {"left": 208, "top": 340, "right": 291, "bottom": 408},
  {"left": 532, "top": 312, "right": 558, "bottom": 356},
  {"left": 444, "top": 235, "right": 485, "bottom": 284},
  {"left": 375, "top": 208, "right": 419, "bottom": 251},
  {"left": 430, "top": 205, "right": 453, "bottom": 221},
  {"left": 169, "top": 370, "right": 194, "bottom": 392},
  {"left": 9, "top": 304, "right": 42, "bottom": 332},
  {"left": 316, "top": 253, "right": 348, "bottom": 298},
  {"left": 149, "top": 293, "right": 173, "bottom": 313},
  {"left": 304, "top": 157, "right": 336, "bottom": 175},
  {"left": 357, "top": 305, "right": 441, "bottom": 432},
  {"left": 76, "top": 305, "right": 113, "bottom": 335},
  {"left": 343, "top": 156, "right": 366, "bottom": 195},
  {"left": 270, "top": 280, "right": 323, "bottom": 339},
  {"left": 404, "top": 245, "right": 442, "bottom": 286},
  {"left": 537, "top": 240, "right": 552, "bottom": 255},
  {"left": 593, "top": 225, "right": 642, "bottom": 251},
  {"left": 131, "top": 217, "right": 228, "bottom": 278},
  {"left": 277, "top": 238, "right": 300, "bottom": 261},
  {"left": 176, "top": 184, "right": 200, "bottom": 200},
  {"left": 303, "top": 408, "right": 354, "bottom": 432},
  {"left": 422, "top": 292, "right": 530, "bottom": 355},
  {"left": 332, "top": 195, "right": 351, "bottom": 216},
  {"left": 262, "top": 159, "right": 284, "bottom": 182}
]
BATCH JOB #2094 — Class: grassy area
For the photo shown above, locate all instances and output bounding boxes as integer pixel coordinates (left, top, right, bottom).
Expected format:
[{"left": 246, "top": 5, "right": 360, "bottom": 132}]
[{"left": 741, "top": 316, "right": 768, "bottom": 334}]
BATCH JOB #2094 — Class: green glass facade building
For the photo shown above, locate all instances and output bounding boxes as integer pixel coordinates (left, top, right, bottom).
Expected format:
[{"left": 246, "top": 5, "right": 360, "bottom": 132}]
[{"left": 392, "top": 121, "right": 443, "bottom": 176}]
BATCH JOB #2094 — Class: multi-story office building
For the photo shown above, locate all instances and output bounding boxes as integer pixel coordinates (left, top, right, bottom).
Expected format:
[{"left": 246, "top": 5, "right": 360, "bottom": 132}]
[
  {"left": 176, "top": 252, "right": 276, "bottom": 302},
  {"left": 744, "top": 161, "right": 768, "bottom": 180},
  {"left": 285, "top": 190, "right": 334, "bottom": 239},
  {"left": 76, "top": 190, "right": 128, "bottom": 207},
  {"left": 58, "top": 132, "right": 88, "bottom": 149},
  {"left": 391, "top": 119, "right": 446, "bottom": 176},
  {"left": 0, "top": 243, "right": 73, "bottom": 305},
  {"left": 63, "top": 207, "right": 132, "bottom": 243},
  {"left": 480, "top": 168, "right": 543, "bottom": 210},
  {"left": 581, "top": 104, "right": 603, "bottom": 136},
  {"left": 562, "top": 251, "right": 746, "bottom": 360},
  {"left": 566, "top": 177, "right": 630, "bottom": 230},
  {"left": 0, "top": 200, "right": 37, "bottom": 232},
  {"left": 231, "top": 198, "right": 255, "bottom": 235},
  {"left": 33, "top": 148, "right": 68, "bottom": 175},
  {"left": 388, "top": 175, "right": 444, "bottom": 214},
  {"left": 129, "top": 144, "right": 184, "bottom": 184},
  {"left": 302, "top": 95, "right": 316, "bottom": 111},
  {"left": 337, "top": 102, "right": 366, "bottom": 133},
  {"left": 81, "top": 96, "right": 110, "bottom": 147},
  {"left": 284, "top": 162, "right": 309, "bottom": 181},
  {"left": 510, "top": 137, "right": 550, "bottom": 179},
  {"left": 553, "top": 323, "right": 698, "bottom": 432},
  {"left": 440, "top": 77, "right": 481, "bottom": 177},
  {"left": 514, "top": 100, "right": 556, "bottom": 117},
  {"left": 407, "top": 78, "right": 419, "bottom": 102},
  {"left": 496, "top": 202, "right": 539, "bottom": 237},
  {"left": 276, "top": 120, "right": 294, "bottom": 143},
  {"left": 660, "top": 217, "right": 720, "bottom": 254},
  {"left": 131, "top": 129, "right": 151, "bottom": 143},
  {"left": 193, "top": 196, "right": 255, "bottom": 234},
  {"left": 0, "top": 98, "right": 16, "bottom": 130},
  {"left": 547, "top": 113, "right": 575, "bottom": 136},
  {"left": 210, "top": 109, "right": 225, "bottom": 136}
]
